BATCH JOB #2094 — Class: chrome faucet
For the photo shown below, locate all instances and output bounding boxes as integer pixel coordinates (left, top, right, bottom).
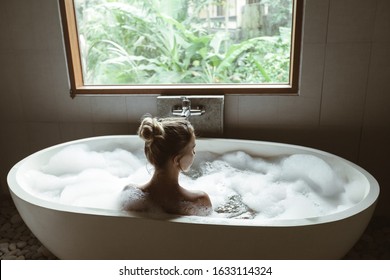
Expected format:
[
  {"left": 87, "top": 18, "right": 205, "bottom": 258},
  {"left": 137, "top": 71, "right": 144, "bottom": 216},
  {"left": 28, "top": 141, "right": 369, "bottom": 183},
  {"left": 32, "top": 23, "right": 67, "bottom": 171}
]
[
  {"left": 172, "top": 97, "right": 205, "bottom": 118},
  {"left": 180, "top": 97, "right": 191, "bottom": 118}
]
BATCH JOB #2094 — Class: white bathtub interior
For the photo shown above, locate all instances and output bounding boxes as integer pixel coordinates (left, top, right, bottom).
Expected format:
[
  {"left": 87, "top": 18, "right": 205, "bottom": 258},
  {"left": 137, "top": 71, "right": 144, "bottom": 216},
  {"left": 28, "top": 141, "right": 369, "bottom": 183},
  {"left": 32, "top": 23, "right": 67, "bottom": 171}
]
[{"left": 11, "top": 136, "right": 376, "bottom": 226}]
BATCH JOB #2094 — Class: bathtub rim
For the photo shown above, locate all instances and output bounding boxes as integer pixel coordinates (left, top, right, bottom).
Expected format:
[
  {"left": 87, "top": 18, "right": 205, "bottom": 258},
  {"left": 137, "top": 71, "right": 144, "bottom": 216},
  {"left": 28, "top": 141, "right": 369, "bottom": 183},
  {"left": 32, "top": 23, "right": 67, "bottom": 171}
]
[{"left": 7, "top": 135, "right": 380, "bottom": 227}]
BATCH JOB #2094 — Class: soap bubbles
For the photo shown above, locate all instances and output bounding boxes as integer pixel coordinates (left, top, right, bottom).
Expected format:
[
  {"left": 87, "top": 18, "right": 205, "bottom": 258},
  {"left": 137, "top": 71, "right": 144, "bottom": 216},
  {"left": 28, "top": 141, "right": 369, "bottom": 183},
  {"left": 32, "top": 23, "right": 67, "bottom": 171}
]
[{"left": 23, "top": 144, "right": 362, "bottom": 220}]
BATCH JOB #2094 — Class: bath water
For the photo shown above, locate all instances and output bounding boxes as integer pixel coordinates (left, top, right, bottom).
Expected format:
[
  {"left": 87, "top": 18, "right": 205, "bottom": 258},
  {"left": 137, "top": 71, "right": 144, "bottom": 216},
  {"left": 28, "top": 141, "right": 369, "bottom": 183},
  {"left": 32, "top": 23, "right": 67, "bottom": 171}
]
[{"left": 23, "top": 144, "right": 361, "bottom": 220}]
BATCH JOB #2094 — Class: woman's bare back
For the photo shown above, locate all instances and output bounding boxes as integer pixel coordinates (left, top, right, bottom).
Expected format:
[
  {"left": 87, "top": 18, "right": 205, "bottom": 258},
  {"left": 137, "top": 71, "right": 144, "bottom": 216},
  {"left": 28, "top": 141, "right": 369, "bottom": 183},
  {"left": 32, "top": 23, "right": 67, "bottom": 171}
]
[{"left": 120, "top": 184, "right": 212, "bottom": 216}]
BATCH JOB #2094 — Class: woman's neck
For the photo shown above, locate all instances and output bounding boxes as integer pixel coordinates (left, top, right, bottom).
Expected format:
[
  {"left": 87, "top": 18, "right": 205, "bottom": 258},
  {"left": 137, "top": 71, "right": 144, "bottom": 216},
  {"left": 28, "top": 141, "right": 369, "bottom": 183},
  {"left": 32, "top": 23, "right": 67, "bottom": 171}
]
[{"left": 148, "top": 167, "right": 180, "bottom": 191}]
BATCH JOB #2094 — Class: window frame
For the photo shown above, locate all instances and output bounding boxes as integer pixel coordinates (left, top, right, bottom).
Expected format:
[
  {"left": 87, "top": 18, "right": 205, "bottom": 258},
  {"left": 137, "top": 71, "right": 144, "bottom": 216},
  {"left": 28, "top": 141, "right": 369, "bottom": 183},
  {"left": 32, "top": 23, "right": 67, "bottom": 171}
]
[{"left": 59, "top": 0, "right": 304, "bottom": 97}]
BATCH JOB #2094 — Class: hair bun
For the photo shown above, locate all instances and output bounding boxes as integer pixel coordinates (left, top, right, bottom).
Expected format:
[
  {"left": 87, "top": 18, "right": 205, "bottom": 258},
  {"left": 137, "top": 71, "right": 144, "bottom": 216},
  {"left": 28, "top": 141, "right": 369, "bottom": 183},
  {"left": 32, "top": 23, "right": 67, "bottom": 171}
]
[{"left": 138, "top": 117, "right": 164, "bottom": 143}]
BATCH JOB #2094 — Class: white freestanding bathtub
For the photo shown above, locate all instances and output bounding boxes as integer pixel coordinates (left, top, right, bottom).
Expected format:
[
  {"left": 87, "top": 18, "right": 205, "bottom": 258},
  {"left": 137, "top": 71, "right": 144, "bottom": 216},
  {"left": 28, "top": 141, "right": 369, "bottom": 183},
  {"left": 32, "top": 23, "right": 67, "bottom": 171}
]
[{"left": 7, "top": 136, "right": 379, "bottom": 259}]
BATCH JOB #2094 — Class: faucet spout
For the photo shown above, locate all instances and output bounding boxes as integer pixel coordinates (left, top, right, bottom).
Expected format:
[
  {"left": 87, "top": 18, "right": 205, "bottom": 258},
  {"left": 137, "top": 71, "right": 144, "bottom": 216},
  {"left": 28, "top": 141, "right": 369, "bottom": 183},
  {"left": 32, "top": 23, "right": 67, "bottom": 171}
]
[
  {"left": 171, "top": 96, "right": 205, "bottom": 118},
  {"left": 180, "top": 97, "right": 191, "bottom": 118}
]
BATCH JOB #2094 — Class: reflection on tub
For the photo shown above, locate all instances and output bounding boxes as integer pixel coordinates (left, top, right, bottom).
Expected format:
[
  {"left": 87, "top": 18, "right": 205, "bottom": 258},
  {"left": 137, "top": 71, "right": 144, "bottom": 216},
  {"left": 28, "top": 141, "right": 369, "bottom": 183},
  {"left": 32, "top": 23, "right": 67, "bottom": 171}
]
[{"left": 23, "top": 143, "right": 363, "bottom": 220}]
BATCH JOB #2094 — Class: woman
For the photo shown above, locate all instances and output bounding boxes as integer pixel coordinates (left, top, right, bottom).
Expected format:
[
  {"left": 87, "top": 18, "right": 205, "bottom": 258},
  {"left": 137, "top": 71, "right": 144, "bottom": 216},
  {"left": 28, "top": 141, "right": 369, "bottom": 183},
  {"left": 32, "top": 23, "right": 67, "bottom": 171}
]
[{"left": 121, "top": 116, "right": 212, "bottom": 216}]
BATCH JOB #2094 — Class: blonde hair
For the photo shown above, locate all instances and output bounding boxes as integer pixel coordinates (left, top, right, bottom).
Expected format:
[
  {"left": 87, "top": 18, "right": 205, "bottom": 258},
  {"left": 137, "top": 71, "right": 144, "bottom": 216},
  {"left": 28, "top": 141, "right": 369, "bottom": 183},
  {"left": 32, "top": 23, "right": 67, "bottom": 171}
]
[{"left": 138, "top": 116, "right": 195, "bottom": 168}]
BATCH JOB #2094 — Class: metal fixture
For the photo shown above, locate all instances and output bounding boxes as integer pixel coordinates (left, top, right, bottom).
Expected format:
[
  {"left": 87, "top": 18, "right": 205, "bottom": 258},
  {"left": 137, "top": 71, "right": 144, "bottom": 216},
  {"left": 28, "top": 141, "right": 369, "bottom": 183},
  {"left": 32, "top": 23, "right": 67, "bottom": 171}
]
[
  {"left": 157, "top": 95, "right": 224, "bottom": 137},
  {"left": 172, "top": 97, "right": 205, "bottom": 118}
]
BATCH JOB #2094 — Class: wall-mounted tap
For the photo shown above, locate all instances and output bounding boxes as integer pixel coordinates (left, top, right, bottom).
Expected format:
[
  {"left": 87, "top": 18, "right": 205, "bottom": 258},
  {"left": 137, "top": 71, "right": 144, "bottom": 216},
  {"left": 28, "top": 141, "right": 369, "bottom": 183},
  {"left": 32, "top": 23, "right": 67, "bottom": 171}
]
[
  {"left": 157, "top": 95, "right": 224, "bottom": 136},
  {"left": 172, "top": 97, "right": 205, "bottom": 118}
]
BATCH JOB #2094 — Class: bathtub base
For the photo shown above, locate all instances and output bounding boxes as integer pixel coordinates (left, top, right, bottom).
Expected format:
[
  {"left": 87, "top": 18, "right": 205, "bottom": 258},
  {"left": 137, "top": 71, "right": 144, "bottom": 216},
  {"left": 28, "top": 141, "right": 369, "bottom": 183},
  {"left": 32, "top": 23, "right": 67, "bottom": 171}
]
[{"left": 11, "top": 193, "right": 375, "bottom": 260}]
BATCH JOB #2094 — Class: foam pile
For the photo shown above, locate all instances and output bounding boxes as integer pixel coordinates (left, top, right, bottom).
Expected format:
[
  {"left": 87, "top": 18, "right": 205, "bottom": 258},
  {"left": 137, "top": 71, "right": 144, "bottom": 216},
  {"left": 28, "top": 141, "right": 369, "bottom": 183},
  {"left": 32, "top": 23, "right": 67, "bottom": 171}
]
[{"left": 23, "top": 144, "right": 361, "bottom": 220}]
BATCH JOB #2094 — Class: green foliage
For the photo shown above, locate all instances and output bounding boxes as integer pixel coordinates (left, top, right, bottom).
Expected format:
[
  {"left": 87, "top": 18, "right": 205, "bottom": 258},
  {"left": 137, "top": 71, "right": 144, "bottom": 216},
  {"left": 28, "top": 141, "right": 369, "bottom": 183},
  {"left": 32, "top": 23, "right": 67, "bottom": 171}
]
[{"left": 75, "top": 0, "right": 293, "bottom": 85}]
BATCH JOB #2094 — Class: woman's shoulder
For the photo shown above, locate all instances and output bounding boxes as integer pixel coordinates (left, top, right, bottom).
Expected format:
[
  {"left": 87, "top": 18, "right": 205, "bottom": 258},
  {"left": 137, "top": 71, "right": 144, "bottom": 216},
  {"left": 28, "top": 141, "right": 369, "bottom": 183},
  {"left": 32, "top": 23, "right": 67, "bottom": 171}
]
[
  {"left": 123, "top": 183, "right": 141, "bottom": 192},
  {"left": 180, "top": 188, "right": 213, "bottom": 216},
  {"left": 120, "top": 184, "right": 149, "bottom": 211},
  {"left": 182, "top": 188, "right": 210, "bottom": 203}
]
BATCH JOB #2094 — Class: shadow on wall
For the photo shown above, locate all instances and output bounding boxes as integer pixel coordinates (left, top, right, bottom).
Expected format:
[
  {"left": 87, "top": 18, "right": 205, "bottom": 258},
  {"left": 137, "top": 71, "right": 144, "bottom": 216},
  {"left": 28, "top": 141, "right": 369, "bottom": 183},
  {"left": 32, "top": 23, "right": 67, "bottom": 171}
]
[
  {"left": 224, "top": 125, "right": 361, "bottom": 161},
  {"left": 358, "top": 126, "right": 390, "bottom": 219}
]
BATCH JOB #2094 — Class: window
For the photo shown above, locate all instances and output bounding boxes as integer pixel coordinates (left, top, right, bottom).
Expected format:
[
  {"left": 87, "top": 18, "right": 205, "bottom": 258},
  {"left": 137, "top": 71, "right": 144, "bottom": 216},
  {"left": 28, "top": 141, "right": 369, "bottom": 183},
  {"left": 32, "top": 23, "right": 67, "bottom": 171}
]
[{"left": 59, "top": 0, "right": 303, "bottom": 96}]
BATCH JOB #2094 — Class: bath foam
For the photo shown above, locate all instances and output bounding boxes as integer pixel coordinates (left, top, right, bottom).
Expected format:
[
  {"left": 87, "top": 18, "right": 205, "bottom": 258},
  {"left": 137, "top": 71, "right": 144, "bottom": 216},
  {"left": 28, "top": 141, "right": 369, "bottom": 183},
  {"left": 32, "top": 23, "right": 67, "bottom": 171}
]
[{"left": 23, "top": 144, "right": 358, "bottom": 220}]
